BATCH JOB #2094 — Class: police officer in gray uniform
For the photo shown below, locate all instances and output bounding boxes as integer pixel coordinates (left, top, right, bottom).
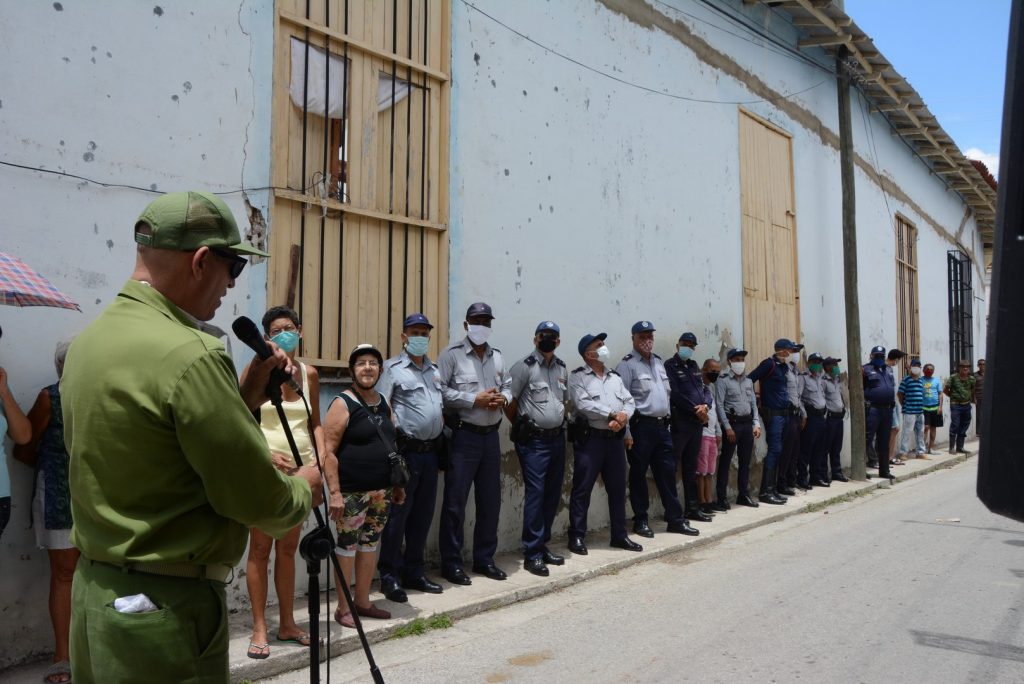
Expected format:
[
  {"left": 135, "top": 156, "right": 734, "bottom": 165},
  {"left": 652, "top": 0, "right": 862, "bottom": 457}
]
[
  {"left": 437, "top": 302, "right": 513, "bottom": 585},
  {"left": 567, "top": 333, "right": 643, "bottom": 555},
  {"left": 615, "top": 321, "right": 689, "bottom": 537},
  {"left": 798, "top": 352, "right": 829, "bottom": 489},
  {"left": 779, "top": 345, "right": 806, "bottom": 495},
  {"left": 822, "top": 357, "right": 849, "bottom": 482},
  {"left": 713, "top": 348, "right": 762, "bottom": 509},
  {"left": 377, "top": 313, "right": 445, "bottom": 602},
  {"left": 506, "top": 321, "right": 569, "bottom": 577}
]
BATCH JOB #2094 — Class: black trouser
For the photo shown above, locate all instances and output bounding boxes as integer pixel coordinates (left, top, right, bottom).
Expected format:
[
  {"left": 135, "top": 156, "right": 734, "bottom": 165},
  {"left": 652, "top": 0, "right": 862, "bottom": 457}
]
[
  {"left": 800, "top": 413, "right": 827, "bottom": 483},
  {"left": 627, "top": 421, "right": 683, "bottom": 525},
  {"left": 866, "top": 404, "right": 893, "bottom": 477},
  {"left": 671, "top": 419, "right": 703, "bottom": 512},
  {"left": 717, "top": 420, "right": 754, "bottom": 501},
  {"left": 780, "top": 414, "right": 801, "bottom": 488}
]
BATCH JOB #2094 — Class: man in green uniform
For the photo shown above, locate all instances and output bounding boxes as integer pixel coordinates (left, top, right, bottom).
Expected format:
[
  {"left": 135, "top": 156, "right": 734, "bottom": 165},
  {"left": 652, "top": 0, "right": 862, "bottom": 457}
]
[{"left": 61, "top": 191, "right": 321, "bottom": 683}]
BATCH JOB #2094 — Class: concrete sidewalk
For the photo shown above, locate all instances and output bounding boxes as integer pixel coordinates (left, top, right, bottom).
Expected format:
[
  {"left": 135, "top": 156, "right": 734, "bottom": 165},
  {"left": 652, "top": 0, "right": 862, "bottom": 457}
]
[{"left": 1, "top": 444, "right": 975, "bottom": 684}]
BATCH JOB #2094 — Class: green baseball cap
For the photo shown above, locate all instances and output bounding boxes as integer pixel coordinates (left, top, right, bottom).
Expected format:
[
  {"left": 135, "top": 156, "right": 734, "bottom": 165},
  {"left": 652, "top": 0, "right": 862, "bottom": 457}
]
[{"left": 133, "top": 191, "right": 269, "bottom": 257}]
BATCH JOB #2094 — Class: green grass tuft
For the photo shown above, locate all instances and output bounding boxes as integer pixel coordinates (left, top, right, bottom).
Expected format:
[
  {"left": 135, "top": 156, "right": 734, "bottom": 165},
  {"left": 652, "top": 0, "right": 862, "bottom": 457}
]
[{"left": 392, "top": 612, "right": 454, "bottom": 638}]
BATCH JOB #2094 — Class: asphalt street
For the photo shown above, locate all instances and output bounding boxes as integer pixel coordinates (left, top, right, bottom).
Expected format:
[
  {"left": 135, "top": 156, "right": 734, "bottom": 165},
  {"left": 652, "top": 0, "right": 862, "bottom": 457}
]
[{"left": 265, "top": 458, "right": 1024, "bottom": 684}]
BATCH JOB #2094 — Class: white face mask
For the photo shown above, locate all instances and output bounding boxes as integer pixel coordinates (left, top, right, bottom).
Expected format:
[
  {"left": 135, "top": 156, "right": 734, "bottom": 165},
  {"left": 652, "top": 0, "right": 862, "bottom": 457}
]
[
  {"left": 910, "top": 366, "right": 922, "bottom": 376},
  {"left": 467, "top": 324, "right": 492, "bottom": 346},
  {"left": 730, "top": 361, "right": 746, "bottom": 375},
  {"left": 595, "top": 346, "right": 611, "bottom": 363}
]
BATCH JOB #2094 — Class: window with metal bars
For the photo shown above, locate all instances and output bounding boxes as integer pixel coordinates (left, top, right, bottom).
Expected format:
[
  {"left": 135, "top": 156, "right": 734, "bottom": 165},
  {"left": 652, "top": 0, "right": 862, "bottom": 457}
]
[
  {"left": 895, "top": 215, "right": 920, "bottom": 374},
  {"left": 269, "top": 0, "right": 451, "bottom": 368},
  {"left": 947, "top": 249, "right": 974, "bottom": 374}
]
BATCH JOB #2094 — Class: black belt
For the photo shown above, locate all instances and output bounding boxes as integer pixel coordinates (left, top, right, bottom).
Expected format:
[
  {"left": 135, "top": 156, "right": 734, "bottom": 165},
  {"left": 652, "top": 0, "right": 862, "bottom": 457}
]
[
  {"left": 726, "top": 413, "right": 754, "bottom": 424},
  {"left": 951, "top": 401, "right": 971, "bottom": 406},
  {"left": 868, "top": 402, "right": 894, "bottom": 410},
  {"left": 804, "top": 405, "right": 827, "bottom": 418},
  {"left": 456, "top": 421, "right": 501, "bottom": 435},
  {"left": 590, "top": 427, "right": 624, "bottom": 440},
  {"left": 826, "top": 409, "right": 846, "bottom": 419},
  {"left": 397, "top": 432, "right": 439, "bottom": 453},
  {"left": 524, "top": 425, "right": 565, "bottom": 440},
  {"left": 631, "top": 414, "right": 671, "bottom": 428}
]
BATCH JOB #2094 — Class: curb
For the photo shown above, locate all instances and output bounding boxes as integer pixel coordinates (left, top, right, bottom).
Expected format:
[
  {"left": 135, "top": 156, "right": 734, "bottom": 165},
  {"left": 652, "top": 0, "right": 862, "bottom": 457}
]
[{"left": 232, "top": 448, "right": 976, "bottom": 682}]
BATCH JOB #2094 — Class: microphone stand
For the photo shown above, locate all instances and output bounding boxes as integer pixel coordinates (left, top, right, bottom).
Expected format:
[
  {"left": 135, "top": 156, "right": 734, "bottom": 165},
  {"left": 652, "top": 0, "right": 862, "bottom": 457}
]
[{"left": 264, "top": 377, "right": 385, "bottom": 684}]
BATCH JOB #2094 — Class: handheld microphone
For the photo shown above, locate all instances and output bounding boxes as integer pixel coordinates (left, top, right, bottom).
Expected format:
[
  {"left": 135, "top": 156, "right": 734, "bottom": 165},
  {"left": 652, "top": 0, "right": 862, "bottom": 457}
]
[{"left": 232, "top": 315, "right": 304, "bottom": 396}]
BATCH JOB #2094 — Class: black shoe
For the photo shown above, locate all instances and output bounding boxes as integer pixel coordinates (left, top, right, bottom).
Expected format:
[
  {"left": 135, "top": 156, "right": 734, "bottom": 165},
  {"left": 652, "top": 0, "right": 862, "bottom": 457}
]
[
  {"left": 812, "top": 478, "right": 831, "bottom": 487},
  {"left": 542, "top": 550, "right": 565, "bottom": 566},
  {"left": 633, "top": 521, "right": 655, "bottom": 538},
  {"left": 610, "top": 537, "right": 643, "bottom": 552},
  {"left": 568, "top": 536, "right": 588, "bottom": 555},
  {"left": 524, "top": 557, "right": 549, "bottom": 577},
  {"left": 759, "top": 492, "right": 785, "bottom": 505},
  {"left": 402, "top": 576, "right": 443, "bottom": 594},
  {"left": 778, "top": 485, "right": 796, "bottom": 496},
  {"left": 443, "top": 567, "right": 472, "bottom": 586},
  {"left": 796, "top": 480, "right": 811, "bottom": 491},
  {"left": 472, "top": 563, "right": 508, "bottom": 581},
  {"left": 831, "top": 473, "right": 850, "bottom": 483},
  {"left": 699, "top": 504, "right": 717, "bottom": 516},
  {"left": 686, "top": 508, "right": 713, "bottom": 523},
  {"left": 735, "top": 494, "right": 759, "bottom": 507},
  {"left": 666, "top": 520, "right": 700, "bottom": 536},
  {"left": 381, "top": 577, "right": 408, "bottom": 603},
  {"left": 711, "top": 500, "right": 730, "bottom": 512},
  {"left": 868, "top": 460, "right": 879, "bottom": 469}
]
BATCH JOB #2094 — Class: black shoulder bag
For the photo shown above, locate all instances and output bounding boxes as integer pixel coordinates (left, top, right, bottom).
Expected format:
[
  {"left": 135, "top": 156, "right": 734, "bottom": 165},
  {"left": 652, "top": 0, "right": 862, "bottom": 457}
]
[{"left": 351, "top": 391, "right": 411, "bottom": 488}]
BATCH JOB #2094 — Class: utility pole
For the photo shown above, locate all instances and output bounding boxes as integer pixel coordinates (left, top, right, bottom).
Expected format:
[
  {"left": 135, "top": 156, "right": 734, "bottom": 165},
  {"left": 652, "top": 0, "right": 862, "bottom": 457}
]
[{"left": 837, "top": 46, "right": 867, "bottom": 481}]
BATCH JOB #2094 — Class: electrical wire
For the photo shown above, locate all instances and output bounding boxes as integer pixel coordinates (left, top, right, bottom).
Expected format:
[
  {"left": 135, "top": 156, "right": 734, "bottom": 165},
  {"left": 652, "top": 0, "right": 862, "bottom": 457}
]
[
  {"left": 459, "top": 0, "right": 829, "bottom": 105},
  {"left": 0, "top": 158, "right": 324, "bottom": 197}
]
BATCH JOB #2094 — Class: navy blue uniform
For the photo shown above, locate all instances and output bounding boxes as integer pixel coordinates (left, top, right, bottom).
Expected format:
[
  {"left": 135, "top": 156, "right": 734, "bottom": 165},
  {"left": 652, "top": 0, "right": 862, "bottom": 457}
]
[
  {"left": 862, "top": 362, "right": 896, "bottom": 478},
  {"left": 664, "top": 354, "right": 712, "bottom": 515},
  {"left": 748, "top": 356, "right": 791, "bottom": 474}
]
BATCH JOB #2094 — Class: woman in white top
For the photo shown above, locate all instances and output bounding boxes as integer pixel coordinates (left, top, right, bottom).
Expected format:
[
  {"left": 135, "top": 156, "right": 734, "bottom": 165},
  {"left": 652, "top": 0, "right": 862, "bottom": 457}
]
[{"left": 240, "top": 307, "right": 326, "bottom": 660}]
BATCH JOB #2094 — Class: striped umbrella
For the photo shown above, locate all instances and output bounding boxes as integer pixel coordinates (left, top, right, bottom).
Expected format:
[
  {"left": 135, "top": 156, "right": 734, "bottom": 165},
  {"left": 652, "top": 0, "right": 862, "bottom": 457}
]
[{"left": 0, "top": 251, "right": 80, "bottom": 311}]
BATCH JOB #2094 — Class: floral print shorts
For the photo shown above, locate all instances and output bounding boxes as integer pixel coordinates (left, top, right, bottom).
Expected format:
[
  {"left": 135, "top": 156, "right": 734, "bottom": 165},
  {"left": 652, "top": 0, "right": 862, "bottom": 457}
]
[{"left": 334, "top": 489, "right": 390, "bottom": 556}]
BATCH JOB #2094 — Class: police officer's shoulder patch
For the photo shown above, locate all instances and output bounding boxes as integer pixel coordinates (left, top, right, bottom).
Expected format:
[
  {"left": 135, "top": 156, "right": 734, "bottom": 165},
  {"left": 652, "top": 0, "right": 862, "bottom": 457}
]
[
  {"left": 608, "top": 369, "right": 621, "bottom": 377},
  {"left": 555, "top": 357, "right": 566, "bottom": 367},
  {"left": 572, "top": 366, "right": 585, "bottom": 374},
  {"left": 652, "top": 353, "right": 662, "bottom": 360},
  {"left": 621, "top": 353, "right": 633, "bottom": 361},
  {"left": 524, "top": 355, "right": 538, "bottom": 366}
]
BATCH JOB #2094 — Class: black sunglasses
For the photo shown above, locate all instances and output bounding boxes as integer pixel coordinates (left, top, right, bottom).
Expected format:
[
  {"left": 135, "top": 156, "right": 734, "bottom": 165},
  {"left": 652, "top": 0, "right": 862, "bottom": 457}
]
[{"left": 209, "top": 247, "right": 247, "bottom": 279}]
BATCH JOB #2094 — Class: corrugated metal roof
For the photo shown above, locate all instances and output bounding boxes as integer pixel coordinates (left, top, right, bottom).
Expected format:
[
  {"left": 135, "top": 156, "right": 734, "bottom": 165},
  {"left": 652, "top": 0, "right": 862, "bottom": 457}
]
[{"left": 760, "top": 0, "right": 997, "bottom": 254}]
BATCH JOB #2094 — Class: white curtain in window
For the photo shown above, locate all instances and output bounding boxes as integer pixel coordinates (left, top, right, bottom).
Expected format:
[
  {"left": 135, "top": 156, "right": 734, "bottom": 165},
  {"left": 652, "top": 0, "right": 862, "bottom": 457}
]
[
  {"left": 289, "top": 38, "right": 346, "bottom": 119},
  {"left": 377, "top": 73, "right": 412, "bottom": 112}
]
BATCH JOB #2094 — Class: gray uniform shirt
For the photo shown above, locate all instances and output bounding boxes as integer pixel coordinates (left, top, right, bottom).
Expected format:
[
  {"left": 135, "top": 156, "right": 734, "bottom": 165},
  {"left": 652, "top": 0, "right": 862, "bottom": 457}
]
[
  {"left": 377, "top": 350, "right": 444, "bottom": 440},
  {"left": 787, "top": 362, "right": 807, "bottom": 418},
  {"left": 800, "top": 372, "right": 827, "bottom": 410},
  {"left": 823, "top": 374, "right": 847, "bottom": 413},
  {"left": 509, "top": 349, "right": 569, "bottom": 430},
  {"left": 614, "top": 352, "right": 671, "bottom": 418},
  {"left": 437, "top": 337, "right": 513, "bottom": 427},
  {"left": 569, "top": 365, "right": 636, "bottom": 431},
  {"left": 714, "top": 370, "right": 761, "bottom": 431}
]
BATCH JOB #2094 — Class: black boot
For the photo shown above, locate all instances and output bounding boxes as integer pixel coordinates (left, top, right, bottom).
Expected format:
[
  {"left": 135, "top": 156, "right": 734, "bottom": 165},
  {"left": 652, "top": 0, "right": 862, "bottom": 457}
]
[{"left": 759, "top": 467, "right": 786, "bottom": 505}]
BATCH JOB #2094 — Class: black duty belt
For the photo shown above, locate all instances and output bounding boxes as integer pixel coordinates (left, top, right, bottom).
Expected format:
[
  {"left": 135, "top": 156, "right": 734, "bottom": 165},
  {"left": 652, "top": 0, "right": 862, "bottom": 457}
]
[
  {"left": 826, "top": 409, "right": 846, "bottom": 419},
  {"left": 397, "top": 433, "right": 439, "bottom": 453},
  {"left": 590, "top": 427, "right": 624, "bottom": 440},
  {"left": 456, "top": 421, "right": 501, "bottom": 435},
  {"left": 804, "top": 405, "right": 827, "bottom": 418},
  {"left": 525, "top": 425, "right": 565, "bottom": 440},
  {"left": 867, "top": 402, "right": 895, "bottom": 410},
  {"left": 726, "top": 413, "right": 754, "bottom": 424},
  {"left": 632, "top": 414, "right": 671, "bottom": 428}
]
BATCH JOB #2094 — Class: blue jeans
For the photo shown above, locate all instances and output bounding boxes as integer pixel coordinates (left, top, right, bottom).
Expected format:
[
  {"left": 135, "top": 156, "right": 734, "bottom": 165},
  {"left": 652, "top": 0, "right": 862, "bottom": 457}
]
[
  {"left": 899, "top": 413, "right": 925, "bottom": 456},
  {"left": 515, "top": 433, "right": 566, "bottom": 559},
  {"left": 764, "top": 414, "right": 787, "bottom": 471}
]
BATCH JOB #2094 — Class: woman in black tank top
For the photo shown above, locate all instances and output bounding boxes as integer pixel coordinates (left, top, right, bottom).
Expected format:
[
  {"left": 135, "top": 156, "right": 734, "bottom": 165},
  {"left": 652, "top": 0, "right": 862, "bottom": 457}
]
[{"left": 323, "top": 344, "right": 407, "bottom": 628}]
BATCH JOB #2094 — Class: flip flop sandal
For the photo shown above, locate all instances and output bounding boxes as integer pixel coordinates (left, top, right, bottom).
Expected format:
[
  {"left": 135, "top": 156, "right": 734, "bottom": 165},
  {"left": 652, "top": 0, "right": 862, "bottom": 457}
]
[
  {"left": 247, "top": 641, "right": 270, "bottom": 660},
  {"left": 277, "top": 633, "right": 311, "bottom": 647},
  {"left": 43, "top": 660, "right": 72, "bottom": 684}
]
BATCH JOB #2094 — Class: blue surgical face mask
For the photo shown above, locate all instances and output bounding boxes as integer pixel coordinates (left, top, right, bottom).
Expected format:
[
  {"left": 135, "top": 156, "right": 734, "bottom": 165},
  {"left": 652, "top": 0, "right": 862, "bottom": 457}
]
[
  {"left": 677, "top": 346, "right": 694, "bottom": 361},
  {"left": 405, "top": 335, "right": 430, "bottom": 357},
  {"left": 871, "top": 356, "right": 886, "bottom": 368},
  {"left": 270, "top": 330, "right": 300, "bottom": 353}
]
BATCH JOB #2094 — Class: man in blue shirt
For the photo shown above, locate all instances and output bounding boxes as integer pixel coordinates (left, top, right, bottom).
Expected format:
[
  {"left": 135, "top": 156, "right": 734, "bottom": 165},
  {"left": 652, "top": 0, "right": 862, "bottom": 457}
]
[
  {"left": 921, "top": 363, "right": 943, "bottom": 455},
  {"left": 897, "top": 359, "right": 926, "bottom": 460},
  {"left": 748, "top": 339, "right": 802, "bottom": 505}
]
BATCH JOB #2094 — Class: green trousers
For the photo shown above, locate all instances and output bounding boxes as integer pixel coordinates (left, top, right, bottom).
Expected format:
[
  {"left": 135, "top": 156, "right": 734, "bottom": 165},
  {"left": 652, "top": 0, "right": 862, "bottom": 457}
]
[{"left": 71, "top": 559, "right": 229, "bottom": 684}]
